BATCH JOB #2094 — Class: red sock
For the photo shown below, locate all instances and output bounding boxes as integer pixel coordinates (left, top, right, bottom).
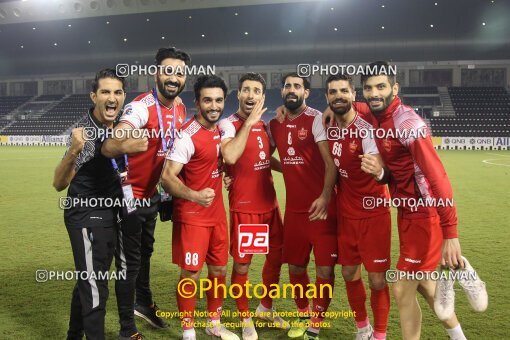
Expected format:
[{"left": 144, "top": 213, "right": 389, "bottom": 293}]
[
  {"left": 176, "top": 276, "right": 197, "bottom": 330},
  {"left": 260, "top": 259, "right": 282, "bottom": 309},
  {"left": 310, "top": 276, "right": 335, "bottom": 329},
  {"left": 231, "top": 270, "right": 250, "bottom": 318},
  {"left": 370, "top": 286, "right": 390, "bottom": 335},
  {"left": 206, "top": 275, "right": 226, "bottom": 320},
  {"left": 345, "top": 279, "right": 368, "bottom": 325},
  {"left": 289, "top": 271, "right": 311, "bottom": 314}
]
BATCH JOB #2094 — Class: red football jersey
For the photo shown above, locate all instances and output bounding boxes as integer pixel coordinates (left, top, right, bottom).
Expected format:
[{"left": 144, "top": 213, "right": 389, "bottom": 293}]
[
  {"left": 218, "top": 113, "right": 278, "bottom": 213},
  {"left": 269, "top": 106, "right": 331, "bottom": 213},
  {"left": 120, "top": 91, "right": 187, "bottom": 199},
  {"left": 328, "top": 112, "right": 390, "bottom": 219},
  {"left": 167, "top": 116, "right": 226, "bottom": 226},
  {"left": 369, "top": 97, "right": 458, "bottom": 238}
]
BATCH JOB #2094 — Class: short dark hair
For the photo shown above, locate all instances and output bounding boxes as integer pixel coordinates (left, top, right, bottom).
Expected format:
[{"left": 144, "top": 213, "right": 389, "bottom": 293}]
[
  {"left": 360, "top": 61, "right": 396, "bottom": 85},
  {"left": 155, "top": 46, "right": 191, "bottom": 66},
  {"left": 91, "top": 68, "right": 125, "bottom": 93},
  {"left": 194, "top": 75, "right": 228, "bottom": 101},
  {"left": 281, "top": 72, "right": 310, "bottom": 90},
  {"left": 325, "top": 74, "right": 354, "bottom": 90},
  {"left": 238, "top": 73, "right": 266, "bottom": 94}
]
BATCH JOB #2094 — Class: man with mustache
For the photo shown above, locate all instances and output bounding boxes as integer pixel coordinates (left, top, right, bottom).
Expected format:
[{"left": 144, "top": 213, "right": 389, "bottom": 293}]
[
  {"left": 102, "top": 47, "right": 189, "bottom": 339},
  {"left": 322, "top": 62, "right": 469, "bottom": 340},
  {"left": 53, "top": 68, "right": 127, "bottom": 339},
  {"left": 269, "top": 73, "right": 337, "bottom": 340},
  {"left": 218, "top": 73, "right": 289, "bottom": 340},
  {"left": 324, "top": 74, "right": 391, "bottom": 340},
  {"left": 161, "top": 75, "right": 239, "bottom": 340}
]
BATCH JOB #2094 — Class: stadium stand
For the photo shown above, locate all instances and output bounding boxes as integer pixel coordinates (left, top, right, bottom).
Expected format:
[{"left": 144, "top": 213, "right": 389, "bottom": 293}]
[
  {"left": 0, "top": 96, "right": 32, "bottom": 116},
  {"left": 0, "top": 87, "right": 508, "bottom": 137},
  {"left": 0, "top": 95, "right": 32, "bottom": 130},
  {"left": 429, "top": 87, "right": 510, "bottom": 136}
]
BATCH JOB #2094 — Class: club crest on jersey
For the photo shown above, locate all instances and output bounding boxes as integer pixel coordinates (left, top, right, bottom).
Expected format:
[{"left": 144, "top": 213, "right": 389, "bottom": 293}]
[
  {"left": 259, "top": 151, "right": 266, "bottom": 160},
  {"left": 298, "top": 127, "right": 308, "bottom": 140},
  {"left": 287, "top": 147, "right": 295, "bottom": 156},
  {"left": 349, "top": 140, "right": 358, "bottom": 153},
  {"left": 383, "top": 138, "right": 391, "bottom": 152}
]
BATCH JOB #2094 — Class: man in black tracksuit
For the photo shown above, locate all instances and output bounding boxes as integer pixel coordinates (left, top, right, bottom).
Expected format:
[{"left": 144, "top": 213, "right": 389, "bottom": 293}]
[{"left": 53, "top": 69, "right": 129, "bottom": 340}]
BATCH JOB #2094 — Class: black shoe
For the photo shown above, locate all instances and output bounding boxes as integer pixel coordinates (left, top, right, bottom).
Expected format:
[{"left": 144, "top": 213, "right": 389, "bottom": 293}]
[
  {"left": 134, "top": 302, "right": 168, "bottom": 329},
  {"left": 118, "top": 332, "right": 144, "bottom": 340}
]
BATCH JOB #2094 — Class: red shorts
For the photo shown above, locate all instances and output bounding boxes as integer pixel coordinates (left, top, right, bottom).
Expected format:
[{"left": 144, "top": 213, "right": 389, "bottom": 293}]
[
  {"left": 337, "top": 213, "right": 391, "bottom": 272},
  {"left": 396, "top": 213, "right": 442, "bottom": 272},
  {"left": 172, "top": 221, "right": 228, "bottom": 271},
  {"left": 230, "top": 208, "right": 284, "bottom": 264},
  {"left": 282, "top": 210, "right": 337, "bottom": 267}
]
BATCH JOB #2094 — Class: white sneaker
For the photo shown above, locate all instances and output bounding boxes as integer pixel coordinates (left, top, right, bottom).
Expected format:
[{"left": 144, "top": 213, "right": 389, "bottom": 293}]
[
  {"left": 458, "top": 256, "right": 488, "bottom": 312},
  {"left": 355, "top": 324, "right": 374, "bottom": 340},
  {"left": 241, "top": 318, "right": 258, "bottom": 340},
  {"left": 182, "top": 328, "right": 196, "bottom": 340},
  {"left": 205, "top": 321, "right": 240, "bottom": 340},
  {"left": 254, "top": 305, "right": 290, "bottom": 330},
  {"left": 434, "top": 268, "right": 456, "bottom": 321}
]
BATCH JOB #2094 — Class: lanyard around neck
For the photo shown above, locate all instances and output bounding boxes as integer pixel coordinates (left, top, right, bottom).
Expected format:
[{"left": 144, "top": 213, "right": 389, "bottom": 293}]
[{"left": 152, "top": 88, "right": 177, "bottom": 152}]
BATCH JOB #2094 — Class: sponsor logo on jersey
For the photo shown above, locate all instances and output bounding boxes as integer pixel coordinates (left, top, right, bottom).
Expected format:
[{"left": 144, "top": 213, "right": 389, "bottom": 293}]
[
  {"left": 334, "top": 158, "right": 340, "bottom": 167},
  {"left": 298, "top": 127, "right": 308, "bottom": 140},
  {"left": 349, "top": 140, "right": 358, "bottom": 153},
  {"left": 373, "top": 258, "right": 388, "bottom": 263},
  {"left": 404, "top": 257, "right": 422, "bottom": 264},
  {"left": 287, "top": 147, "right": 295, "bottom": 156},
  {"left": 259, "top": 151, "right": 266, "bottom": 160}
]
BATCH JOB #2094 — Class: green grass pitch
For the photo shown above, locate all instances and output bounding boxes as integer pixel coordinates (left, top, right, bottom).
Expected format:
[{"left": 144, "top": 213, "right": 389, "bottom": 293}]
[{"left": 0, "top": 147, "right": 508, "bottom": 339}]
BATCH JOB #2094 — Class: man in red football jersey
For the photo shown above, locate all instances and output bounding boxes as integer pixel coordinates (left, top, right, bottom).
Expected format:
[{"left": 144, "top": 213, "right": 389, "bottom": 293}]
[
  {"left": 269, "top": 73, "right": 337, "bottom": 340},
  {"left": 161, "top": 75, "right": 239, "bottom": 340},
  {"left": 324, "top": 74, "right": 391, "bottom": 340},
  {"left": 102, "top": 47, "right": 189, "bottom": 339},
  {"left": 218, "top": 73, "right": 289, "bottom": 340},
  {"left": 322, "top": 62, "right": 468, "bottom": 340}
]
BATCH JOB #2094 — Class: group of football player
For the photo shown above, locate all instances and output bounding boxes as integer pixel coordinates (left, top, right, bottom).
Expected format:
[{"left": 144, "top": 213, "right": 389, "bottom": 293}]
[{"left": 55, "top": 46, "right": 487, "bottom": 340}]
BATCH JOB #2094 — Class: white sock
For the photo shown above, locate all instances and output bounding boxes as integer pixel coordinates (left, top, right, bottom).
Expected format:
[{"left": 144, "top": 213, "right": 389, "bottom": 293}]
[
  {"left": 358, "top": 324, "right": 372, "bottom": 332},
  {"left": 208, "top": 318, "right": 221, "bottom": 327},
  {"left": 243, "top": 317, "right": 255, "bottom": 328},
  {"left": 446, "top": 324, "right": 467, "bottom": 340},
  {"left": 257, "top": 303, "right": 272, "bottom": 312},
  {"left": 183, "top": 328, "right": 196, "bottom": 337}
]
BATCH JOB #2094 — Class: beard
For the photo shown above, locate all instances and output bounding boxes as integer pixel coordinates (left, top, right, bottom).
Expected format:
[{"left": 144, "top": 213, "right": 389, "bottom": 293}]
[
  {"left": 368, "top": 91, "right": 394, "bottom": 113},
  {"left": 283, "top": 93, "right": 304, "bottom": 111},
  {"left": 156, "top": 76, "right": 184, "bottom": 100},
  {"left": 201, "top": 109, "right": 223, "bottom": 124},
  {"left": 329, "top": 100, "right": 352, "bottom": 116}
]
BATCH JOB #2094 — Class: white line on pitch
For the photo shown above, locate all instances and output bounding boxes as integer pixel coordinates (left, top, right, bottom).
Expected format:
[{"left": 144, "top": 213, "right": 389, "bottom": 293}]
[
  {"left": 482, "top": 159, "right": 510, "bottom": 167},
  {"left": 485, "top": 153, "right": 510, "bottom": 158}
]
